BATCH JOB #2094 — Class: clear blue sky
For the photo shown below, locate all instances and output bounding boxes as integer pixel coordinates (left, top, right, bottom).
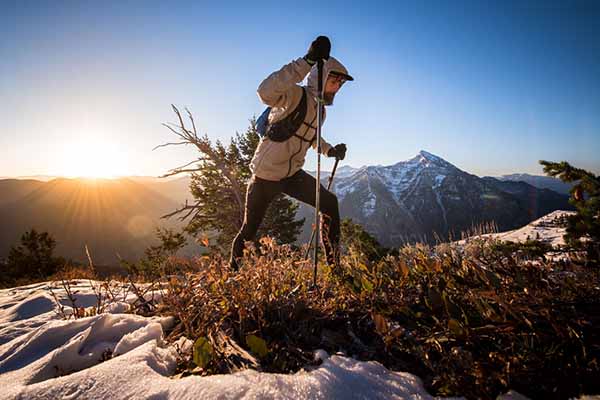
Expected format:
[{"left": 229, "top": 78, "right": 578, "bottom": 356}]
[{"left": 1, "top": 0, "right": 598, "bottom": 178}]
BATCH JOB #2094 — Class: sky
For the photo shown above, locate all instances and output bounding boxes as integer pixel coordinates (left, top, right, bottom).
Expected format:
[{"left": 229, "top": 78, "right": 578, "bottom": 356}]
[{"left": 1, "top": 0, "right": 599, "bottom": 178}]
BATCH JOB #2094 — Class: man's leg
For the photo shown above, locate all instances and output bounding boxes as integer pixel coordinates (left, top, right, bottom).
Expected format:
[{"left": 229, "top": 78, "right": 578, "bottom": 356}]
[
  {"left": 230, "top": 176, "right": 281, "bottom": 270},
  {"left": 282, "top": 170, "right": 341, "bottom": 267}
]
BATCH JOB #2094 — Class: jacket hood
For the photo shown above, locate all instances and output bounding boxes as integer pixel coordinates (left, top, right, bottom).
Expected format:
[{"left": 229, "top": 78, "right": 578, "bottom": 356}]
[{"left": 306, "top": 56, "right": 353, "bottom": 106}]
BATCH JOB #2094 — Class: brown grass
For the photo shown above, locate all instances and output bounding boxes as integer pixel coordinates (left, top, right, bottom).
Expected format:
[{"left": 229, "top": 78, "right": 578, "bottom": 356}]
[{"left": 156, "top": 237, "right": 600, "bottom": 399}]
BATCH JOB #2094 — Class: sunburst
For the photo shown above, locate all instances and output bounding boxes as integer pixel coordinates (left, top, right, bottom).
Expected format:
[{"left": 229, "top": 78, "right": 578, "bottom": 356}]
[{"left": 58, "top": 138, "right": 128, "bottom": 179}]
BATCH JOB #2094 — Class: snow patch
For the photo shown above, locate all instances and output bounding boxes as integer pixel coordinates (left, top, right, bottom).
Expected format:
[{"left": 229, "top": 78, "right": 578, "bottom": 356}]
[
  {"left": 0, "top": 278, "right": 587, "bottom": 399},
  {"left": 0, "top": 281, "right": 462, "bottom": 399},
  {"left": 363, "top": 195, "right": 377, "bottom": 216},
  {"left": 460, "top": 210, "right": 575, "bottom": 249},
  {"left": 434, "top": 191, "right": 448, "bottom": 229},
  {"left": 433, "top": 174, "right": 446, "bottom": 189}
]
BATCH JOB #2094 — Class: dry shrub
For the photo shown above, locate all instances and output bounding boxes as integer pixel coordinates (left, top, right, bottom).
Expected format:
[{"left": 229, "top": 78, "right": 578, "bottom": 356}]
[
  {"left": 48, "top": 264, "right": 96, "bottom": 281},
  {"left": 159, "top": 237, "right": 600, "bottom": 400}
]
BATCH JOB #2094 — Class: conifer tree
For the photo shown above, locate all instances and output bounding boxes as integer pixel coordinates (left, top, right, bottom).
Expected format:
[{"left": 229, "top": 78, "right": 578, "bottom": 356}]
[
  {"left": 159, "top": 107, "right": 303, "bottom": 252},
  {"left": 341, "top": 219, "right": 388, "bottom": 262},
  {"left": 3, "top": 229, "right": 65, "bottom": 283},
  {"left": 540, "top": 160, "right": 599, "bottom": 261}
]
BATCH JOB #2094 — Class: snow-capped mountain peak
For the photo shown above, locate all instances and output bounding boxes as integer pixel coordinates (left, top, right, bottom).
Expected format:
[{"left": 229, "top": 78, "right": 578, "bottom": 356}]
[
  {"left": 334, "top": 151, "right": 457, "bottom": 203},
  {"left": 410, "top": 150, "right": 455, "bottom": 170},
  {"left": 313, "top": 151, "right": 571, "bottom": 246}
]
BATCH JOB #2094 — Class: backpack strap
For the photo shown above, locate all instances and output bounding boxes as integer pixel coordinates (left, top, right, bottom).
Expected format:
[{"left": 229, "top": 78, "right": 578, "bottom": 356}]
[
  {"left": 256, "top": 107, "right": 271, "bottom": 137},
  {"left": 295, "top": 102, "right": 320, "bottom": 146},
  {"left": 264, "top": 87, "right": 308, "bottom": 142}
]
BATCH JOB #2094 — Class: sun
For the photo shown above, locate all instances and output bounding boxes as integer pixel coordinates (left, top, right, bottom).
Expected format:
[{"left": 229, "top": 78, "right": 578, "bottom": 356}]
[{"left": 58, "top": 138, "right": 128, "bottom": 179}]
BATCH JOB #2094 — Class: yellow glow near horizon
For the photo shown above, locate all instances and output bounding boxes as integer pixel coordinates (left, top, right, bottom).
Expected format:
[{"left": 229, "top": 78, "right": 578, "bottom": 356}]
[{"left": 58, "top": 138, "right": 129, "bottom": 179}]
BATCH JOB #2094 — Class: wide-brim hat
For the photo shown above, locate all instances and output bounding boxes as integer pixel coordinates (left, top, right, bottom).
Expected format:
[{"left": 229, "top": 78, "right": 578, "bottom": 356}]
[
  {"left": 307, "top": 56, "right": 354, "bottom": 98},
  {"left": 328, "top": 70, "right": 354, "bottom": 82},
  {"left": 325, "top": 57, "right": 354, "bottom": 81}
]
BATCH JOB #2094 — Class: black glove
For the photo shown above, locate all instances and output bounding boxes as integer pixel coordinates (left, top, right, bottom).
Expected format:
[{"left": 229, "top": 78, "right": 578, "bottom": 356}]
[
  {"left": 304, "top": 36, "right": 331, "bottom": 66},
  {"left": 328, "top": 143, "right": 346, "bottom": 160}
]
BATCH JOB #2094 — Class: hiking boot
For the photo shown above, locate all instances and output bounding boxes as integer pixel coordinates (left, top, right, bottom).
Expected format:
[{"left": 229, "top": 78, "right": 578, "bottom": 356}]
[{"left": 229, "top": 257, "right": 240, "bottom": 272}]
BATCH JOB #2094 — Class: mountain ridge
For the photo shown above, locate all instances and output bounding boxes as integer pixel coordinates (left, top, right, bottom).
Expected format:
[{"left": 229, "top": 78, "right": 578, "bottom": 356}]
[
  {"left": 1, "top": 153, "right": 572, "bottom": 261},
  {"left": 298, "top": 150, "right": 572, "bottom": 246}
]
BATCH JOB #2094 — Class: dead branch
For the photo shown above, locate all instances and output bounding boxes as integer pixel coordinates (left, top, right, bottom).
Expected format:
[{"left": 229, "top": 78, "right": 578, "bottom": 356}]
[
  {"left": 161, "top": 199, "right": 202, "bottom": 220},
  {"left": 156, "top": 105, "right": 244, "bottom": 223},
  {"left": 159, "top": 168, "right": 203, "bottom": 179},
  {"left": 157, "top": 159, "right": 203, "bottom": 178}
]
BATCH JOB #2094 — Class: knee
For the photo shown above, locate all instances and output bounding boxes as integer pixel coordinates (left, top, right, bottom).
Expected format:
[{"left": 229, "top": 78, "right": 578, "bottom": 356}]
[
  {"left": 328, "top": 191, "right": 338, "bottom": 204},
  {"left": 322, "top": 190, "right": 339, "bottom": 212}
]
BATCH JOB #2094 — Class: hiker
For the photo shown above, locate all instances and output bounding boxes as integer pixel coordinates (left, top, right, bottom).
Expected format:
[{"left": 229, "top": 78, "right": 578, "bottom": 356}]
[{"left": 229, "top": 36, "right": 354, "bottom": 271}]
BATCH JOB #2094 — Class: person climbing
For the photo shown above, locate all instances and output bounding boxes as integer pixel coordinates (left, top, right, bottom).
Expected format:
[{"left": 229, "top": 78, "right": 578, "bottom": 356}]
[{"left": 229, "top": 35, "right": 354, "bottom": 271}]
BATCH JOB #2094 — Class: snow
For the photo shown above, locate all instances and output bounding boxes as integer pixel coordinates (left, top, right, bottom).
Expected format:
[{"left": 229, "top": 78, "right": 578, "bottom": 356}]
[
  {"left": 332, "top": 165, "right": 359, "bottom": 179},
  {"left": 331, "top": 151, "right": 454, "bottom": 206},
  {"left": 433, "top": 174, "right": 446, "bottom": 189},
  {"left": 0, "top": 279, "right": 591, "bottom": 399},
  {"left": 363, "top": 194, "right": 377, "bottom": 216},
  {"left": 462, "top": 210, "right": 574, "bottom": 248},
  {"left": 332, "top": 179, "right": 355, "bottom": 201},
  {"left": 0, "top": 280, "right": 467, "bottom": 399},
  {"left": 434, "top": 191, "right": 448, "bottom": 228}
]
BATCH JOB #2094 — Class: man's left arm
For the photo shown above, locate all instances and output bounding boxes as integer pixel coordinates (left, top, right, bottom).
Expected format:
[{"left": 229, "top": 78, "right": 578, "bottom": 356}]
[{"left": 312, "top": 136, "right": 333, "bottom": 156}]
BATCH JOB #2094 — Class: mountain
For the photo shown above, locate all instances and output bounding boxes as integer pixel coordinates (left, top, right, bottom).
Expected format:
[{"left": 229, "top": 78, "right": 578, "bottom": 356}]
[
  {"left": 481, "top": 176, "right": 571, "bottom": 219},
  {"left": 7, "top": 175, "right": 59, "bottom": 181},
  {"left": 297, "top": 151, "right": 572, "bottom": 247},
  {"left": 0, "top": 160, "right": 572, "bottom": 263},
  {"left": 0, "top": 179, "right": 46, "bottom": 206},
  {"left": 307, "top": 165, "right": 360, "bottom": 181},
  {"left": 128, "top": 175, "right": 192, "bottom": 204},
  {"left": 497, "top": 173, "right": 573, "bottom": 195},
  {"left": 0, "top": 177, "right": 190, "bottom": 266}
]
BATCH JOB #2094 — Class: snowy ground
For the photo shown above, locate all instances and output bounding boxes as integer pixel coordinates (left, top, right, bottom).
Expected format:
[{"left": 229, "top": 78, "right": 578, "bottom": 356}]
[
  {"left": 0, "top": 270, "right": 594, "bottom": 399},
  {"left": 460, "top": 210, "right": 575, "bottom": 247},
  {"left": 0, "top": 280, "right": 467, "bottom": 399}
]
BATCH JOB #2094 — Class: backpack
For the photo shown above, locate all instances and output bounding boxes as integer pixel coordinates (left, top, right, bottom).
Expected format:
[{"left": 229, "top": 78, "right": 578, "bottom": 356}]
[{"left": 256, "top": 87, "right": 309, "bottom": 142}]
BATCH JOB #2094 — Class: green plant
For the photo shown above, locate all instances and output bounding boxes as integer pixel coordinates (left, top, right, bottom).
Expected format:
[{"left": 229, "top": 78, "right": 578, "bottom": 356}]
[
  {"left": 157, "top": 107, "right": 304, "bottom": 252},
  {"left": 490, "top": 239, "right": 553, "bottom": 261},
  {"left": 540, "top": 160, "right": 600, "bottom": 263},
  {"left": 121, "top": 227, "right": 187, "bottom": 279},
  {"left": 341, "top": 218, "right": 389, "bottom": 262},
  {"left": 2, "top": 229, "right": 66, "bottom": 285}
]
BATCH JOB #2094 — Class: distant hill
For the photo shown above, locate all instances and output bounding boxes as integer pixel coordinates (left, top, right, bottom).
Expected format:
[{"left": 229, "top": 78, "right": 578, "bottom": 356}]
[
  {"left": 0, "top": 177, "right": 194, "bottom": 267},
  {"left": 496, "top": 173, "right": 573, "bottom": 195},
  {"left": 128, "top": 175, "right": 192, "bottom": 204},
  {"left": 0, "top": 179, "right": 46, "bottom": 206},
  {"left": 3, "top": 175, "right": 59, "bottom": 181}
]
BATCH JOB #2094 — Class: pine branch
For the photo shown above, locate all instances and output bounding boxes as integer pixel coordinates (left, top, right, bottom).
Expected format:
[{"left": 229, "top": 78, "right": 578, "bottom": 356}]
[{"left": 540, "top": 160, "right": 599, "bottom": 184}]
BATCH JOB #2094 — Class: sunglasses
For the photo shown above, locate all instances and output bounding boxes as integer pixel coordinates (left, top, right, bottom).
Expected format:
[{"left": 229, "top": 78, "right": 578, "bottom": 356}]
[{"left": 328, "top": 74, "right": 347, "bottom": 86}]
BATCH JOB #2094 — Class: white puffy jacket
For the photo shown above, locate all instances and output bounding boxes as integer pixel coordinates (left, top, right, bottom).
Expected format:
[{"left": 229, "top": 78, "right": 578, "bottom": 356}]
[{"left": 250, "top": 56, "right": 352, "bottom": 181}]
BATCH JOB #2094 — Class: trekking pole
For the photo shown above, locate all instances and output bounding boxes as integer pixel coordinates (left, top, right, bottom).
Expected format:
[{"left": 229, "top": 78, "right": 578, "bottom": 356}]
[
  {"left": 304, "top": 157, "right": 339, "bottom": 261},
  {"left": 312, "top": 59, "right": 325, "bottom": 288}
]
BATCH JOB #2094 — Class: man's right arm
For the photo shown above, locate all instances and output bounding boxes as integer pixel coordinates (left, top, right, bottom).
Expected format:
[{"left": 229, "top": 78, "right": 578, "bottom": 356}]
[{"left": 257, "top": 57, "right": 312, "bottom": 108}]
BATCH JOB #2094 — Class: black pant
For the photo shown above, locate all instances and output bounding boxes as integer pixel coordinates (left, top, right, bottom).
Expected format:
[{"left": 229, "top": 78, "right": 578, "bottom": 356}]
[{"left": 230, "top": 169, "right": 340, "bottom": 269}]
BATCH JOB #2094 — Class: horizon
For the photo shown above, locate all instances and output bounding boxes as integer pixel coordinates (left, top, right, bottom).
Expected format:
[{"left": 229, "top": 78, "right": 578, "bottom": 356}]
[
  {"left": 0, "top": 148, "right": 580, "bottom": 181},
  {"left": 2, "top": 1, "right": 599, "bottom": 178}
]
